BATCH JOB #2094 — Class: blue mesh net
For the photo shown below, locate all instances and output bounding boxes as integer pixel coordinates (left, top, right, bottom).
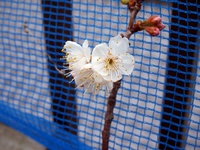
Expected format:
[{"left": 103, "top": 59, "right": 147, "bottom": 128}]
[{"left": 0, "top": 0, "right": 200, "bottom": 150}]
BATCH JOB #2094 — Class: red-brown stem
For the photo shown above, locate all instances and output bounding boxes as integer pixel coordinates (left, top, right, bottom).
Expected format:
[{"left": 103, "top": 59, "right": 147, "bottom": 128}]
[
  {"left": 102, "top": 80, "right": 121, "bottom": 150},
  {"left": 125, "top": 0, "right": 144, "bottom": 39},
  {"left": 101, "top": 1, "right": 144, "bottom": 150}
]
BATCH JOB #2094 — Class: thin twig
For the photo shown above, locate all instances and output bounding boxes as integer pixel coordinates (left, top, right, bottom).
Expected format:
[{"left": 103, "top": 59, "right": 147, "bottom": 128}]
[
  {"left": 23, "top": 21, "right": 65, "bottom": 76},
  {"left": 102, "top": 1, "right": 144, "bottom": 150},
  {"left": 125, "top": 0, "right": 144, "bottom": 39}
]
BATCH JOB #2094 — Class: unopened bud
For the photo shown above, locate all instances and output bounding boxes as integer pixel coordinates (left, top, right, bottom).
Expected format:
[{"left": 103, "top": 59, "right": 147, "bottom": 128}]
[
  {"left": 147, "top": 15, "right": 162, "bottom": 25},
  {"left": 145, "top": 27, "right": 160, "bottom": 36},
  {"left": 157, "top": 23, "right": 166, "bottom": 31},
  {"left": 139, "top": 15, "right": 165, "bottom": 36},
  {"left": 121, "top": 0, "right": 129, "bottom": 5}
]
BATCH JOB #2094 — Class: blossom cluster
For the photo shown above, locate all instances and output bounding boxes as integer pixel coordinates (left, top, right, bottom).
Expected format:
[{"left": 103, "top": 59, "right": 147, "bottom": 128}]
[{"left": 62, "top": 34, "right": 135, "bottom": 95}]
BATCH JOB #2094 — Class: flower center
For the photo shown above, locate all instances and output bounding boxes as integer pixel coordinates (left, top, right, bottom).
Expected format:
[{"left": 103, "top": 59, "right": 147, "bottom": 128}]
[
  {"left": 108, "top": 58, "right": 114, "bottom": 65},
  {"left": 105, "top": 56, "right": 118, "bottom": 71}
]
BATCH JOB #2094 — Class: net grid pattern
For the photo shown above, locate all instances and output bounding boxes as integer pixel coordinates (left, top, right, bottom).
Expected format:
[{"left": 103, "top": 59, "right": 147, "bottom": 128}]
[{"left": 0, "top": 0, "right": 200, "bottom": 150}]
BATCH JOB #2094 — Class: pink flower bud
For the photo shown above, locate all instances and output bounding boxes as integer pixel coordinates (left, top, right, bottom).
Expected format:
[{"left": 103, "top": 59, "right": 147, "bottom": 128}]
[
  {"left": 141, "top": 16, "right": 165, "bottom": 36},
  {"left": 135, "top": 16, "right": 165, "bottom": 36},
  {"left": 157, "top": 22, "right": 166, "bottom": 31},
  {"left": 145, "top": 27, "right": 160, "bottom": 36},
  {"left": 147, "top": 15, "right": 162, "bottom": 25}
]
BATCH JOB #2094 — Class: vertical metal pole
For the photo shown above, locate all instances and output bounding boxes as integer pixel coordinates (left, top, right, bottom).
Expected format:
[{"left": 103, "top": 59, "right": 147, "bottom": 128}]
[
  {"left": 42, "top": 0, "right": 77, "bottom": 135},
  {"left": 159, "top": 1, "right": 199, "bottom": 149}
]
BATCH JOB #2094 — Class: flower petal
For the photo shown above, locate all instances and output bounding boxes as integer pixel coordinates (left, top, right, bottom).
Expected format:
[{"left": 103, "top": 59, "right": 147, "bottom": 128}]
[
  {"left": 82, "top": 40, "right": 88, "bottom": 48},
  {"left": 117, "top": 53, "right": 135, "bottom": 75},
  {"left": 113, "top": 37, "right": 129, "bottom": 56},
  {"left": 83, "top": 47, "right": 91, "bottom": 62},
  {"left": 92, "top": 43, "right": 109, "bottom": 60},
  {"left": 74, "top": 65, "right": 93, "bottom": 87},
  {"left": 92, "top": 61, "right": 107, "bottom": 75},
  {"left": 108, "top": 34, "right": 122, "bottom": 50},
  {"left": 103, "top": 70, "right": 122, "bottom": 82},
  {"left": 65, "top": 41, "right": 83, "bottom": 53},
  {"left": 82, "top": 40, "right": 91, "bottom": 62},
  {"left": 73, "top": 64, "right": 113, "bottom": 95},
  {"left": 92, "top": 72, "right": 104, "bottom": 83},
  {"left": 106, "top": 82, "right": 113, "bottom": 91},
  {"left": 111, "top": 70, "right": 122, "bottom": 82},
  {"left": 92, "top": 43, "right": 109, "bottom": 75},
  {"left": 92, "top": 61, "right": 105, "bottom": 69},
  {"left": 71, "top": 57, "right": 87, "bottom": 73}
]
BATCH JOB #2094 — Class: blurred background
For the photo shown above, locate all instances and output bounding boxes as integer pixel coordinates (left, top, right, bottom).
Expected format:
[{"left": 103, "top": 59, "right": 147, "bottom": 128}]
[
  {"left": 0, "top": 0, "right": 200, "bottom": 150},
  {"left": 0, "top": 123, "right": 45, "bottom": 150}
]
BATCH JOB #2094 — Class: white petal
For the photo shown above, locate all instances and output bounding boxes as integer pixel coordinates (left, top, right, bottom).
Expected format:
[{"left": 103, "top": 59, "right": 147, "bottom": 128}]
[
  {"left": 82, "top": 40, "right": 88, "bottom": 49},
  {"left": 101, "top": 80, "right": 113, "bottom": 95},
  {"left": 103, "top": 70, "right": 122, "bottom": 82},
  {"left": 110, "top": 70, "right": 122, "bottom": 82},
  {"left": 92, "top": 43, "right": 109, "bottom": 75},
  {"left": 73, "top": 64, "right": 113, "bottom": 95},
  {"left": 118, "top": 53, "right": 135, "bottom": 75},
  {"left": 65, "top": 41, "right": 83, "bottom": 53},
  {"left": 74, "top": 66, "right": 93, "bottom": 87},
  {"left": 92, "top": 43, "right": 109, "bottom": 60},
  {"left": 113, "top": 37, "right": 129, "bottom": 56},
  {"left": 93, "top": 72, "right": 105, "bottom": 83},
  {"left": 71, "top": 57, "right": 87, "bottom": 72},
  {"left": 83, "top": 47, "right": 91, "bottom": 62},
  {"left": 82, "top": 40, "right": 91, "bottom": 62},
  {"left": 108, "top": 34, "right": 122, "bottom": 50},
  {"left": 107, "top": 82, "right": 113, "bottom": 91},
  {"left": 67, "top": 51, "right": 84, "bottom": 61},
  {"left": 92, "top": 61, "right": 108, "bottom": 76}
]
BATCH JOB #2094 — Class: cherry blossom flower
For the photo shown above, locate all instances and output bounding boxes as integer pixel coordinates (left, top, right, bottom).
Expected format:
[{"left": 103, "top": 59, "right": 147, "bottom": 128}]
[
  {"left": 62, "top": 35, "right": 135, "bottom": 95},
  {"left": 62, "top": 40, "right": 91, "bottom": 76},
  {"left": 74, "top": 64, "right": 113, "bottom": 95},
  {"left": 92, "top": 34, "right": 135, "bottom": 82},
  {"left": 62, "top": 40, "right": 91, "bottom": 71}
]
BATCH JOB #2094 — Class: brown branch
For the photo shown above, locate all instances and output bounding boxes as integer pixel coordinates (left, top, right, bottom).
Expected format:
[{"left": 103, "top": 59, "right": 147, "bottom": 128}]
[
  {"left": 101, "top": 1, "right": 144, "bottom": 150},
  {"left": 102, "top": 80, "right": 121, "bottom": 150},
  {"left": 125, "top": 0, "right": 144, "bottom": 39}
]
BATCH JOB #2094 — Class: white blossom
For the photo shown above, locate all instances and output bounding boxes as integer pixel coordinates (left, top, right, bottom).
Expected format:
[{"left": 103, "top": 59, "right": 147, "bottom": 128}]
[
  {"left": 74, "top": 64, "right": 113, "bottom": 95},
  {"left": 61, "top": 34, "right": 135, "bottom": 95},
  {"left": 92, "top": 34, "right": 135, "bottom": 82},
  {"left": 62, "top": 40, "right": 91, "bottom": 75}
]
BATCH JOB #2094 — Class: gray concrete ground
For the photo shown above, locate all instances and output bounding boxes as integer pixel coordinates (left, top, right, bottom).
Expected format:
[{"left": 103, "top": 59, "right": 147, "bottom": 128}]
[{"left": 0, "top": 123, "right": 46, "bottom": 150}]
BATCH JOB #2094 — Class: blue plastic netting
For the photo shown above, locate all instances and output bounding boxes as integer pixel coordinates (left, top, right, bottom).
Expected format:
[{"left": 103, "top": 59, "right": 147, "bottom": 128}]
[{"left": 0, "top": 0, "right": 200, "bottom": 150}]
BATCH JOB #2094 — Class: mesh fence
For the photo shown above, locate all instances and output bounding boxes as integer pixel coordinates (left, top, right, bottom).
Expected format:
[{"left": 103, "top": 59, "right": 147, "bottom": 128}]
[{"left": 0, "top": 0, "right": 200, "bottom": 150}]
